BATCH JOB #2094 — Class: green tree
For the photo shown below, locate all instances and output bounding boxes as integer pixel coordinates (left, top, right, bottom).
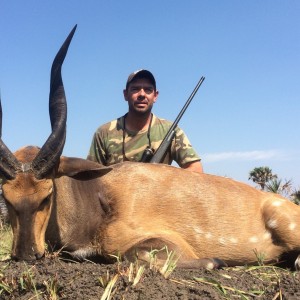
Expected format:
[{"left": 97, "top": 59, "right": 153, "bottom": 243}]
[
  {"left": 291, "top": 189, "right": 300, "bottom": 205},
  {"left": 265, "top": 178, "right": 292, "bottom": 198},
  {"left": 248, "top": 166, "right": 277, "bottom": 190}
]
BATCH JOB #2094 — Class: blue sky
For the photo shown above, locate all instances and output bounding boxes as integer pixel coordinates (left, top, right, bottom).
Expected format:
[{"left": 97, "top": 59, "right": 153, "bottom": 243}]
[{"left": 0, "top": 1, "right": 299, "bottom": 188}]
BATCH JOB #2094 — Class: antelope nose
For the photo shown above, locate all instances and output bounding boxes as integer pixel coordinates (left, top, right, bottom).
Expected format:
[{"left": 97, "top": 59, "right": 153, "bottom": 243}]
[{"left": 35, "top": 252, "right": 45, "bottom": 260}]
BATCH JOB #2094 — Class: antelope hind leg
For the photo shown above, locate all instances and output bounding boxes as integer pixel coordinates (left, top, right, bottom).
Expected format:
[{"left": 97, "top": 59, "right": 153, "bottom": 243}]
[
  {"left": 124, "top": 238, "right": 226, "bottom": 270},
  {"left": 176, "top": 257, "right": 227, "bottom": 269}
]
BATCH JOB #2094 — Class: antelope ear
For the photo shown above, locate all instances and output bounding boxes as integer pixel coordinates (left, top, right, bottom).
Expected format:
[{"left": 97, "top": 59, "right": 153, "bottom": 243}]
[{"left": 57, "top": 156, "right": 112, "bottom": 179}]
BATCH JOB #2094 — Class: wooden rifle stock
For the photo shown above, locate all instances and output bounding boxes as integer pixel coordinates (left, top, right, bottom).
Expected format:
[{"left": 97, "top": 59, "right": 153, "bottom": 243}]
[{"left": 149, "top": 76, "right": 205, "bottom": 163}]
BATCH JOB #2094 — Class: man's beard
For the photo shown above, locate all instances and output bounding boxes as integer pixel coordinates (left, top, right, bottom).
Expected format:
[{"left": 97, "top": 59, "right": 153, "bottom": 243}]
[{"left": 130, "top": 103, "right": 153, "bottom": 115}]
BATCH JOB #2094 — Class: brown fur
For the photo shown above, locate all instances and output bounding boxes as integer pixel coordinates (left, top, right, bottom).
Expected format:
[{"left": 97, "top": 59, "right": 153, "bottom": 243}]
[{"left": 2, "top": 146, "right": 300, "bottom": 268}]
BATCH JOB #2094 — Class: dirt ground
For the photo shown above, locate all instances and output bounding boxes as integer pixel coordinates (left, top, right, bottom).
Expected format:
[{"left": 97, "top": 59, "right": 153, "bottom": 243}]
[{"left": 1, "top": 256, "right": 300, "bottom": 300}]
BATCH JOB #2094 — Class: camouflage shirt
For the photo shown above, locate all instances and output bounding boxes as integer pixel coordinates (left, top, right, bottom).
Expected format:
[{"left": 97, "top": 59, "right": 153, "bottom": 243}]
[{"left": 87, "top": 114, "right": 201, "bottom": 166}]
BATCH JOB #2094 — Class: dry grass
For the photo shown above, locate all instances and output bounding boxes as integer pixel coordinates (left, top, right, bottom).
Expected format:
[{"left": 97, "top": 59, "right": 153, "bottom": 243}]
[
  {"left": 0, "top": 223, "right": 12, "bottom": 261},
  {"left": 0, "top": 224, "right": 299, "bottom": 299}
]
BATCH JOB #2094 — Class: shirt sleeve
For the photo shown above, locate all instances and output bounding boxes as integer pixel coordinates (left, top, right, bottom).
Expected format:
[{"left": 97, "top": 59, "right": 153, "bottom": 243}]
[
  {"left": 172, "top": 127, "right": 201, "bottom": 167},
  {"left": 87, "top": 131, "right": 108, "bottom": 165}
]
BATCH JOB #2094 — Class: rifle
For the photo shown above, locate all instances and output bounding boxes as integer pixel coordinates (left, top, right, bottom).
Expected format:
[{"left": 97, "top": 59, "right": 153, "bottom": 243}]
[{"left": 140, "top": 76, "right": 205, "bottom": 163}]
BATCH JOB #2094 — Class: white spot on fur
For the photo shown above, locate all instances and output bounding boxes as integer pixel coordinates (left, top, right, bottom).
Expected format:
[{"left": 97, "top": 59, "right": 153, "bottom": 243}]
[
  {"left": 289, "top": 223, "right": 296, "bottom": 231},
  {"left": 263, "top": 231, "right": 271, "bottom": 240},
  {"left": 295, "top": 255, "right": 300, "bottom": 271},
  {"left": 71, "top": 248, "right": 96, "bottom": 259},
  {"left": 229, "top": 237, "right": 238, "bottom": 244},
  {"left": 272, "top": 200, "right": 283, "bottom": 207},
  {"left": 205, "top": 232, "right": 212, "bottom": 239},
  {"left": 249, "top": 236, "right": 258, "bottom": 243},
  {"left": 194, "top": 226, "right": 203, "bottom": 234},
  {"left": 218, "top": 237, "right": 226, "bottom": 245},
  {"left": 267, "top": 219, "right": 278, "bottom": 229}
]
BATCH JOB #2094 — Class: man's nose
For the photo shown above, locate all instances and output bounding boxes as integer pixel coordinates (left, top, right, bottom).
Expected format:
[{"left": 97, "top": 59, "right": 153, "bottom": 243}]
[{"left": 137, "top": 88, "right": 146, "bottom": 97}]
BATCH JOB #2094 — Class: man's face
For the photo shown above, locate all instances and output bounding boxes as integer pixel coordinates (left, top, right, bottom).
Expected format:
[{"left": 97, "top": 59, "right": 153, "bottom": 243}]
[{"left": 123, "top": 78, "right": 159, "bottom": 115}]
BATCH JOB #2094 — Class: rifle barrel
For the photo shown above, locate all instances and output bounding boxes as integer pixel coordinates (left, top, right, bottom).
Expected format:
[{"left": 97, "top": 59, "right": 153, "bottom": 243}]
[
  {"left": 149, "top": 76, "right": 205, "bottom": 164},
  {"left": 172, "top": 76, "right": 205, "bottom": 126}
]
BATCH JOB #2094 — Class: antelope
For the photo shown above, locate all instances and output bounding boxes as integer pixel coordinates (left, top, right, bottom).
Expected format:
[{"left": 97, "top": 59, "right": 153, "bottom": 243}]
[{"left": 1, "top": 26, "right": 300, "bottom": 270}]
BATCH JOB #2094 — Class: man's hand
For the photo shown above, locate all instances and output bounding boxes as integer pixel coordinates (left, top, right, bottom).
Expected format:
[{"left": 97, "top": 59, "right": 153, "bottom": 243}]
[{"left": 182, "top": 161, "right": 203, "bottom": 173}]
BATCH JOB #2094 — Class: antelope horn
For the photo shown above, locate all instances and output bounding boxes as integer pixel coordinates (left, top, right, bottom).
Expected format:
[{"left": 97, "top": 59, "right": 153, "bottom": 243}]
[
  {"left": 31, "top": 25, "right": 77, "bottom": 179},
  {"left": 0, "top": 95, "right": 22, "bottom": 179}
]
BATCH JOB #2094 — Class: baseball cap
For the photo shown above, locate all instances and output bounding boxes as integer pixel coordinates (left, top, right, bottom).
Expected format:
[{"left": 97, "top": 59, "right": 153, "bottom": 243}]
[{"left": 126, "top": 69, "right": 156, "bottom": 90}]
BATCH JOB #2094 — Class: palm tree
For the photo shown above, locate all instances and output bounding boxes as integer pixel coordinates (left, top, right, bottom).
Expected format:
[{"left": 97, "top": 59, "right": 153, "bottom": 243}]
[
  {"left": 265, "top": 178, "right": 292, "bottom": 198},
  {"left": 291, "top": 189, "right": 300, "bottom": 205},
  {"left": 248, "top": 166, "right": 277, "bottom": 190}
]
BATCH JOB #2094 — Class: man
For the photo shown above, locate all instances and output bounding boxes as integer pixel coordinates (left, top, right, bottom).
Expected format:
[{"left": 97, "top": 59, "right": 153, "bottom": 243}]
[{"left": 87, "top": 69, "right": 203, "bottom": 173}]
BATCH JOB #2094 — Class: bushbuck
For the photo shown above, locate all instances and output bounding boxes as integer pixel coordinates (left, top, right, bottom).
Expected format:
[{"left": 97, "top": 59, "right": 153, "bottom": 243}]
[{"left": 1, "top": 26, "right": 300, "bottom": 269}]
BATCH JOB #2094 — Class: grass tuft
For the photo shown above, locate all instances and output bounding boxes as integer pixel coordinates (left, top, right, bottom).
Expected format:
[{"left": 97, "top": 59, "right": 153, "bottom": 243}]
[
  {"left": 159, "top": 249, "right": 178, "bottom": 279},
  {"left": 43, "top": 273, "right": 62, "bottom": 300},
  {"left": 194, "top": 276, "right": 264, "bottom": 298},
  {"left": 19, "top": 265, "right": 41, "bottom": 299},
  {"left": 100, "top": 274, "right": 119, "bottom": 300},
  {"left": 0, "top": 224, "right": 12, "bottom": 261}
]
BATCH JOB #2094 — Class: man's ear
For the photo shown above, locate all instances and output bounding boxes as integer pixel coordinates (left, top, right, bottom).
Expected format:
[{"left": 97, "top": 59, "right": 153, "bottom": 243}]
[
  {"left": 153, "top": 90, "right": 159, "bottom": 103},
  {"left": 123, "top": 89, "right": 128, "bottom": 102}
]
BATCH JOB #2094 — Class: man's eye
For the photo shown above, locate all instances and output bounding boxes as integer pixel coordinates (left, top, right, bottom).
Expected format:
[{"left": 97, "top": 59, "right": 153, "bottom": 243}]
[{"left": 144, "top": 88, "right": 154, "bottom": 94}]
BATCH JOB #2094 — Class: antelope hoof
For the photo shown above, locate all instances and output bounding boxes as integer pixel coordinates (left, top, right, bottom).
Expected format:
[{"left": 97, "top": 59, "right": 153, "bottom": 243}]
[
  {"left": 294, "top": 255, "right": 300, "bottom": 271},
  {"left": 206, "top": 258, "right": 227, "bottom": 270}
]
